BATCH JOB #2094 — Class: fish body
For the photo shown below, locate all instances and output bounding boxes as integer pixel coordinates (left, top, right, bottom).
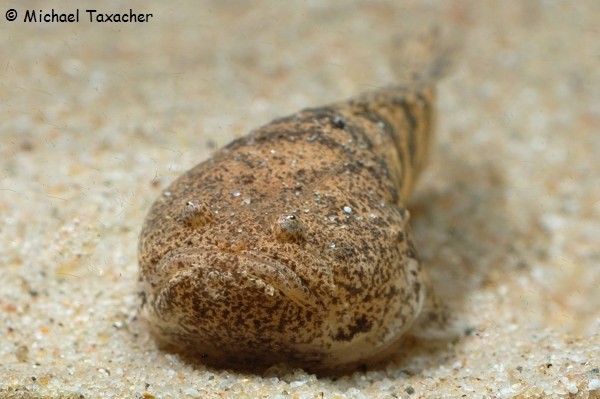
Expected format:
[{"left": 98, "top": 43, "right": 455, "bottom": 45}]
[{"left": 138, "top": 82, "right": 447, "bottom": 373}]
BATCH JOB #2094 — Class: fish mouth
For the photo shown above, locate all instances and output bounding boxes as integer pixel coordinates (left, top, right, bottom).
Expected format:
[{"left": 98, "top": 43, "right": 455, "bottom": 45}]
[{"left": 150, "top": 247, "right": 321, "bottom": 309}]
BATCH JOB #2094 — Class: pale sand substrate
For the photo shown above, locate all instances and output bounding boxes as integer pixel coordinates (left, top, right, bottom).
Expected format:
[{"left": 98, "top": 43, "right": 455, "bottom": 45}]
[{"left": 1, "top": 1, "right": 599, "bottom": 398}]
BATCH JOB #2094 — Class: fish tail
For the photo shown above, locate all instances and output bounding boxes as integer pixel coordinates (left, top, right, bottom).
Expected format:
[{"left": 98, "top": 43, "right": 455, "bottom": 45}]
[
  {"left": 391, "top": 25, "right": 460, "bottom": 87},
  {"left": 356, "top": 27, "right": 459, "bottom": 199}
]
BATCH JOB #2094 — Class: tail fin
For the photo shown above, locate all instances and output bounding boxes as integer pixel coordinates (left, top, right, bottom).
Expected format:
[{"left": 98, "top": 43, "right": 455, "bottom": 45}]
[{"left": 391, "top": 26, "right": 460, "bottom": 87}]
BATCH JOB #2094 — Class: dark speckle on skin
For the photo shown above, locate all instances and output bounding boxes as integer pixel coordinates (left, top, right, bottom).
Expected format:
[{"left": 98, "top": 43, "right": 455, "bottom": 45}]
[{"left": 334, "top": 314, "right": 373, "bottom": 341}]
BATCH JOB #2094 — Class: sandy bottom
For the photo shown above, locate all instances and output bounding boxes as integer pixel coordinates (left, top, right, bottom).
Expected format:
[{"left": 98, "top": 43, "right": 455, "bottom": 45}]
[{"left": 1, "top": 1, "right": 599, "bottom": 398}]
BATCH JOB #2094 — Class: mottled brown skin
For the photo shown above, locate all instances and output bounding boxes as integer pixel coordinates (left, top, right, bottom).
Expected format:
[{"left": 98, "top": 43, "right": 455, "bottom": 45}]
[{"left": 138, "top": 84, "right": 447, "bottom": 373}]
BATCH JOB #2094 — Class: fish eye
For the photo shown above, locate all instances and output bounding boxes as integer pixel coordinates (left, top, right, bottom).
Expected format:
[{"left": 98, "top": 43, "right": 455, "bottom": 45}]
[{"left": 274, "top": 213, "right": 305, "bottom": 242}]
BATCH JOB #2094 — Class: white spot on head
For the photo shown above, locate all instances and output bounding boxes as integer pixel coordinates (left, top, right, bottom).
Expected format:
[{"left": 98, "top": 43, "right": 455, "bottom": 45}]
[
  {"left": 264, "top": 284, "right": 275, "bottom": 296},
  {"left": 343, "top": 206, "right": 352, "bottom": 214}
]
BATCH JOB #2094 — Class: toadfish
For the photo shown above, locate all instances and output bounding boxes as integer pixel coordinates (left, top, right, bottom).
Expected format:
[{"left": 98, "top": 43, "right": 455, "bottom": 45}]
[{"left": 138, "top": 36, "right": 455, "bottom": 373}]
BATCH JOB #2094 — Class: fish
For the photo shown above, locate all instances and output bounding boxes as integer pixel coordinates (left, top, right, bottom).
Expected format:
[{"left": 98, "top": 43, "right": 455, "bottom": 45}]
[{"left": 137, "top": 31, "right": 456, "bottom": 373}]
